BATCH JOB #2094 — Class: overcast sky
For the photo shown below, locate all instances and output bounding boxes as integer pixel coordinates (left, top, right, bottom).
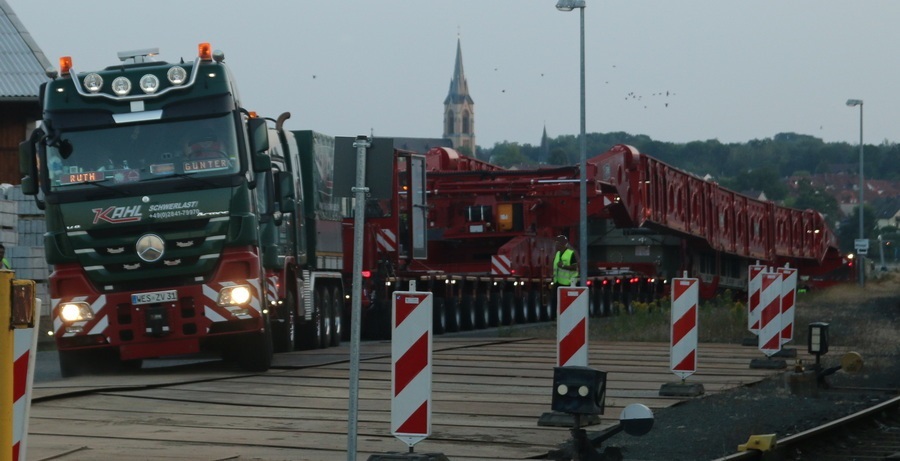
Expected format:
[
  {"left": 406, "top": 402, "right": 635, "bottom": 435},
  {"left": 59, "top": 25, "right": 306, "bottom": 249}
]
[{"left": 8, "top": 1, "right": 897, "bottom": 149}]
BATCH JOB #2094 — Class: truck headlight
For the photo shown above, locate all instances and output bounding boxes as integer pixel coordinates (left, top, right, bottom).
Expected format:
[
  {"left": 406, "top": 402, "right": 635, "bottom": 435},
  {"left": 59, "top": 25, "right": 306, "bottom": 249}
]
[
  {"left": 60, "top": 302, "right": 94, "bottom": 322},
  {"left": 218, "top": 285, "right": 252, "bottom": 307}
]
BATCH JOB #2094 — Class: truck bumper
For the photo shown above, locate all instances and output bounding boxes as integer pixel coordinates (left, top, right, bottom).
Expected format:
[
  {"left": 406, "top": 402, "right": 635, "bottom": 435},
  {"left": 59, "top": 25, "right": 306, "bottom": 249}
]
[{"left": 51, "top": 247, "right": 264, "bottom": 360}]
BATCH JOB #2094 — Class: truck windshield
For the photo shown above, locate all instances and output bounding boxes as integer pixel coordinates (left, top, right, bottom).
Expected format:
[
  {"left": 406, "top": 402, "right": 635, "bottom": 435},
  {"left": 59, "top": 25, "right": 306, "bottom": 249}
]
[{"left": 47, "top": 114, "right": 241, "bottom": 192}]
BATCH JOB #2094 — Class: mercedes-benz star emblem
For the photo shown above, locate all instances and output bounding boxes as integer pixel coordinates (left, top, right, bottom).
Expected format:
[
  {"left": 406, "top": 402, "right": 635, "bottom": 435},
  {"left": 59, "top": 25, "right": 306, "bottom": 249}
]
[{"left": 136, "top": 234, "right": 165, "bottom": 262}]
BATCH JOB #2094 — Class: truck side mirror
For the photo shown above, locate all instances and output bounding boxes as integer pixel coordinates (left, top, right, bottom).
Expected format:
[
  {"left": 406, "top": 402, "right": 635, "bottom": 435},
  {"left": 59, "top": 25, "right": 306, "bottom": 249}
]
[
  {"left": 274, "top": 170, "right": 296, "bottom": 214},
  {"left": 18, "top": 129, "right": 43, "bottom": 196},
  {"left": 247, "top": 118, "right": 270, "bottom": 172}
]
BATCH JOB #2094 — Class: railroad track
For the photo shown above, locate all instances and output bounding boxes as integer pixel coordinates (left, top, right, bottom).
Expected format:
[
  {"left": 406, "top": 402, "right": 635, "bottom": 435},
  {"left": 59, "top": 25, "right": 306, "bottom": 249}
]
[{"left": 717, "top": 393, "right": 900, "bottom": 461}]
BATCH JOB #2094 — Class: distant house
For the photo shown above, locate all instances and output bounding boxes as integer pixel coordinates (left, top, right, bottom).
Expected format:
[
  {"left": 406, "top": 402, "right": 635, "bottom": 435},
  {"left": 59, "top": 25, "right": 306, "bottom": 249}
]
[{"left": 0, "top": 0, "right": 51, "bottom": 185}]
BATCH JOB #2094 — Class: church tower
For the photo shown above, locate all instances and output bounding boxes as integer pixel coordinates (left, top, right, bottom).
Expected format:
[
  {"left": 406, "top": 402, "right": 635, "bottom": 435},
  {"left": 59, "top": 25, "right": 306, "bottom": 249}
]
[{"left": 443, "top": 38, "right": 475, "bottom": 153}]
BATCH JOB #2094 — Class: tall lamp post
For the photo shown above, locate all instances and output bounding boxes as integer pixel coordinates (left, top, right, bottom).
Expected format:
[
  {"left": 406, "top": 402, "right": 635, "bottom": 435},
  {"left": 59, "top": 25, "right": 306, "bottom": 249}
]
[
  {"left": 556, "top": 0, "right": 588, "bottom": 287},
  {"left": 846, "top": 98, "right": 864, "bottom": 287}
]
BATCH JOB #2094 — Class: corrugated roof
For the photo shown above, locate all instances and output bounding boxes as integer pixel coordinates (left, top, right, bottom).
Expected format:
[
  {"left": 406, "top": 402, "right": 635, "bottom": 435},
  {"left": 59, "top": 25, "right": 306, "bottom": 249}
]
[{"left": 0, "top": 0, "right": 51, "bottom": 100}]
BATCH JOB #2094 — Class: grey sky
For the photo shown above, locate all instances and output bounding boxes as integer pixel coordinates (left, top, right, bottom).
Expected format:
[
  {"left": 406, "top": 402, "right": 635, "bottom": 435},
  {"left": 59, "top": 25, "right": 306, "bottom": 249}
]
[{"left": 8, "top": 1, "right": 896, "bottom": 149}]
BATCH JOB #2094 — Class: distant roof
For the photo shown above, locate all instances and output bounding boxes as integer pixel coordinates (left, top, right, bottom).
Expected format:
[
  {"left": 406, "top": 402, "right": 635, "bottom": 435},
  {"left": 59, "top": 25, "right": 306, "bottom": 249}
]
[{"left": 0, "top": 0, "right": 51, "bottom": 100}]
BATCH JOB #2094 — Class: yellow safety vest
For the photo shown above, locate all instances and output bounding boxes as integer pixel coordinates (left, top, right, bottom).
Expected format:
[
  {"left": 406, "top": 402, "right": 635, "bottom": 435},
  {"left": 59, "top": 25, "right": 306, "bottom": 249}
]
[{"left": 553, "top": 249, "right": 578, "bottom": 286}]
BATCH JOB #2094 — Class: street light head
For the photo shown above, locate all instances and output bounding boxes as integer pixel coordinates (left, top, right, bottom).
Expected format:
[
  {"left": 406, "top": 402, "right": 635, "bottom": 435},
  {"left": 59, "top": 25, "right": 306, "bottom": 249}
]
[
  {"left": 556, "top": 0, "right": 585, "bottom": 11},
  {"left": 846, "top": 99, "right": 863, "bottom": 107}
]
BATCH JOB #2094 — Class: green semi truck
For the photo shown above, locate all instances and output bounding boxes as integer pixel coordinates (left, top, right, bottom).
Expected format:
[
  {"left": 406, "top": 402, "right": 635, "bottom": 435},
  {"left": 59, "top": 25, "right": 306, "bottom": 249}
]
[{"left": 18, "top": 43, "right": 302, "bottom": 376}]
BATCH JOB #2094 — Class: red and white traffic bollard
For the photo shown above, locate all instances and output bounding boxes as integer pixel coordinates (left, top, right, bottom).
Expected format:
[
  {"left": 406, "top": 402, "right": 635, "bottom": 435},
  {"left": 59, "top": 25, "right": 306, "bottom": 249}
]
[
  {"left": 757, "top": 270, "right": 783, "bottom": 356},
  {"left": 670, "top": 276, "right": 699, "bottom": 379},
  {"left": 747, "top": 264, "right": 766, "bottom": 335},
  {"left": 777, "top": 265, "right": 798, "bottom": 346},
  {"left": 556, "top": 286, "right": 588, "bottom": 367},
  {"left": 390, "top": 291, "right": 433, "bottom": 449}
]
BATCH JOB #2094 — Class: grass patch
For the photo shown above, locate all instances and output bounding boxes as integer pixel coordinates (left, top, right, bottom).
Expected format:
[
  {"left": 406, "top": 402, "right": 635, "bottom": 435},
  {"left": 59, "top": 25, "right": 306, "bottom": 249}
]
[{"left": 509, "top": 273, "right": 900, "bottom": 359}]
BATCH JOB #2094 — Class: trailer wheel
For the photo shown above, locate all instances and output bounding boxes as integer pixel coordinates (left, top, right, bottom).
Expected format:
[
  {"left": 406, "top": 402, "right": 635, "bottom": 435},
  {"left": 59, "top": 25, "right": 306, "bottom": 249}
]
[
  {"left": 433, "top": 297, "right": 447, "bottom": 335},
  {"left": 330, "top": 286, "right": 343, "bottom": 347},
  {"left": 488, "top": 293, "right": 502, "bottom": 327},
  {"left": 237, "top": 320, "right": 273, "bottom": 372},
  {"left": 474, "top": 293, "right": 489, "bottom": 329},
  {"left": 540, "top": 290, "right": 553, "bottom": 322},
  {"left": 299, "top": 287, "right": 324, "bottom": 349},
  {"left": 272, "top": 291, "right": 297, "bottom": 353},
  {"left": 445, "top": 297, "right": 461, "bottom": 333},
  {"left": 319, "top": 286, "right": 334, "bottom": 349},
  {"left": 524, "top": 290, "right": 539, "bottom": 323},
  {"left": 460, "top": 295, "right": 476, "bottom": 331},
  {"left": 500, "top": 292, "right": 515, "bottom": 326}
]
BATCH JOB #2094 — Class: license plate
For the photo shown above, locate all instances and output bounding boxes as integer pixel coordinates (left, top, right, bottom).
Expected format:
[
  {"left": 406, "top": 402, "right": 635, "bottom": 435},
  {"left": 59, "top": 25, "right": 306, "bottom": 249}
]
[{"left": 131, "top": 290, "right": 177, "bottom": 305}]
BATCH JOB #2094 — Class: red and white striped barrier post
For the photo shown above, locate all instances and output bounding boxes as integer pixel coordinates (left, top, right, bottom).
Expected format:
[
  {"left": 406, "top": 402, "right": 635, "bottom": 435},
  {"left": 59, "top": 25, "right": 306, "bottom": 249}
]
[
  {"left": 747, "top": 264, "right": 766, "bottom": 335},
  {"left": 491, "top": 255, "right": 512, "bottom": 276},
  {"left": 12, "top": 304, "right": 40, "bottom": 461},
  {"left": 777, "top": 266, "right": 798, "bottom": 346},
  {"left": 391, "top": 291, "right": 433, "bottom": 449},
  {"left": 557, "top": 286, "right": 588, "bottom": 367},
  {"left": 670, "top": 276, "right": 698, "bottom": 380},
  {"left": 757, "top": 270, "right": 783, "bottom": 357},
  {"left": 659, "top": 275, "right": 705, "bottom": 396}
]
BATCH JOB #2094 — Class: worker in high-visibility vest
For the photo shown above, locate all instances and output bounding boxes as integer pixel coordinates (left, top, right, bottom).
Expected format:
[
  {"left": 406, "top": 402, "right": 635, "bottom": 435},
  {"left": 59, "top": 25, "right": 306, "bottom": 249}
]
[
  {"left": 553, "top": 235, "right": 579, "bottom": 287},
  {"left": 0, "top": 243, "right": 9, "bottom": 270}
]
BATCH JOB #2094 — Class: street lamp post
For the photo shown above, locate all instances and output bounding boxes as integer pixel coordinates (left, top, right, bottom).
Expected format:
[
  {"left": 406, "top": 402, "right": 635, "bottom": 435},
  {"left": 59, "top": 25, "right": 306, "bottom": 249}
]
[
  {"left": 556, "top": 0, "right": 588, "bottom": 288},
  {"left": 846, "top": 99, "right": 864, "bottom": 287}
]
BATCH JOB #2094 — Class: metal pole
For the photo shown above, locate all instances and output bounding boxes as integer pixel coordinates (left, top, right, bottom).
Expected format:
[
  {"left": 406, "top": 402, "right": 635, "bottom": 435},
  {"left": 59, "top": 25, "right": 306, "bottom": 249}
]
[
  {"left": 578, "top": 4, "right": 588, "bottom": 288},
  {"left": 347, "top": 135, "right": 371, "bottom": 460},
  {"left": 858, "top": 104, "right": 865, "bottom": 287}
]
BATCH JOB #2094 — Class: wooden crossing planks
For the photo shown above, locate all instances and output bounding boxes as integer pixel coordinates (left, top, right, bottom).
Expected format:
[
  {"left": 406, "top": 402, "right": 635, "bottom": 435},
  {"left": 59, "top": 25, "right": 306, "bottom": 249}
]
[{"left": 26, "top": 338, "right": 808, "bottom": 460}]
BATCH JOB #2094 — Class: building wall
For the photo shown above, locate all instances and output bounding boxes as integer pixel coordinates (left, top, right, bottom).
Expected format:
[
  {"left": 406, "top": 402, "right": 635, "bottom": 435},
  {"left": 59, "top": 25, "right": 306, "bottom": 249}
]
[{"left": 0, "top": 101, "right": 40, "bottom": 185}]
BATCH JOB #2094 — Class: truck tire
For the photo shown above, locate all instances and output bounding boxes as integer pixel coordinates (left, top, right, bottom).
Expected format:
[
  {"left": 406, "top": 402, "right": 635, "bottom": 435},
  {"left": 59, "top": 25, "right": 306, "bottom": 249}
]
[
  {"left": 272, "top": 291, "right": 297, "bottom": 353},
  {"left": 526, "top": 290, "right": 540, "bottom": 323},
  {"left": 433, "top": 297, "right": 446, "bottom": 335},
  {"left": 319, "top": 286, "right": 333, "bottom": 349},
  {"left": 299, "top": 288, "right": 324, "bottom": 350},
  {"left": 460, "top": 295, "right": 476, "bottom": 331},
  {"left": 445, "top": 297, "right": 460, "bottom": 333},
  {"left": 237, "top": 316, "right": 273, "bottom": 372},
  {"left": 540, "top": 291, "right": 553, "bottom": 322},
  {"left": 330, "top": 287, "right": 343, "bottom": 347},
  {"left": 474, "top": 293, "right": 489, "bottom": 329},
  {"left": 488, "top": 294, "right": 502, "bottom": 327},
  {"left": 501, "top": 292, "right": 514, "bottom": 326}
]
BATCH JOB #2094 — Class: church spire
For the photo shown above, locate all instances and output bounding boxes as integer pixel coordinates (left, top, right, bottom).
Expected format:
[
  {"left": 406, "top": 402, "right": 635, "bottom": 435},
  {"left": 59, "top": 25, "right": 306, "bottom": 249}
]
[{"left": 443, "top": 38, "right": 475, "bottom": 153}]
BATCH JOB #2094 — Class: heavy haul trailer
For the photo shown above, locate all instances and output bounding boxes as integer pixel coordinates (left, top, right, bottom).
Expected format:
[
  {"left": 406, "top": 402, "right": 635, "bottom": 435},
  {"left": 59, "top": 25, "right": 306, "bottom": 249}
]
[
  {"left": 348, "top": 143, "right": 848, "bottom": 338},
  {"left": 593, "top": 144, "right": 849, "bottom": 296},
  {"left": 260, "top": 114, "right": 345, "bottom": 352},
  {"left": 19, "top": 44, "right": 280, "bottom": 376}
]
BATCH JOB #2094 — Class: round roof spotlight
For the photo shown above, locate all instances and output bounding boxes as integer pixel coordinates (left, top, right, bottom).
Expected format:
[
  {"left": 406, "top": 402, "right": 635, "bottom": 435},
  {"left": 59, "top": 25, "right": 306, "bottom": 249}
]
[
  {"left": 167, "top": 66, "right": 187, "bottom": 85},
  {"left": 139, "top": 74, "right": 160, "bottom": 94},
  {"left": 111, "top": 76, "right": 131, "bottom": 96},
  {"left": 83, "top": 73, "right": 103, "bottom": 93}
]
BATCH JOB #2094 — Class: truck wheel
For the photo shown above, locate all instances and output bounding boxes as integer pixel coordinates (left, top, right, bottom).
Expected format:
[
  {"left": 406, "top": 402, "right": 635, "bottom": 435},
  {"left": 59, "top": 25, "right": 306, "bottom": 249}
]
[
  {"left": 330, "top": 287, "right": 343, "bottom": 347},
  {"left": 237, "top": 316, "right": 273, "bottom": 372},
  {"left": 433, "top": 297, "right": 446, "bottom": 335},
  {"left": 488, "top": 294, "right": 501, "bottom": 327},
  {"left": 319, "top": 286, "right": 333, "bottom": 349},
  {"left": 501, "top": 292, "right": 514, "bottom": 326},
  {"left": 474, "top": 293, "right": 489, "bottom": 329},
  {"left": 525, "top": 290, "right": 541, "bottom": 323},
  {"left": 272, "top": 291, "right": 297, "bottom": 353},
  {"left": 445, "top": 297, "right": 460, "bottom": 333},
  {"left": 460, "top": 295, "right": 476, "bottom": 331},
  {"left": 540, "top": 291, "right": 553, "bottom": 322},
  {"left": 299, "top": 288, "right": 324, "bottom": 350}
]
